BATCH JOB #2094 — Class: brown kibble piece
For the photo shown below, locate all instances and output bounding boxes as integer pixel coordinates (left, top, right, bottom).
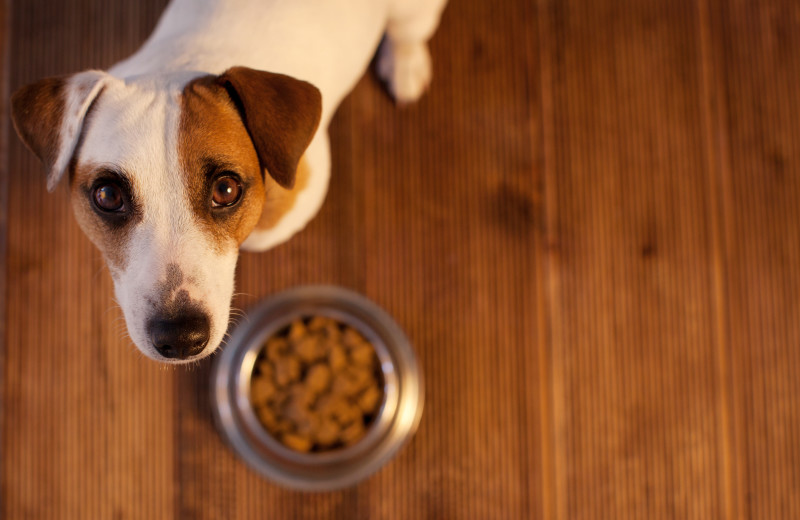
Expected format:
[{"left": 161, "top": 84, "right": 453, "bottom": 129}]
[
  {"left": 343, "top": 327, "right": 365, "bottom": 349},
  {"left": 251, "top": 378, "right": 276, "bottom": 405},
  {"left": 269, "top": 388, "right": 288, "bottom": 408},
  {"left": 332, "top": 401, "right": 361, "bottom": 426},
  {"left": 295, "top": 412, "right": 321, "bottom": 438},
  {"left": 282, "top": 399, "right": 305, "bottom": 424},
  {"left": 341, "top": 421, "right": 365, "bottom": 446},
  {"left": 328, "top": 398, "right": 349, "bottom": 423},
  {"left": 318, "top": 337, "right": 333, "bottom": 355},
  {"left": 275, "top": 418, "right": 294, "bottom": 435},
  {"left": 288, "top": 320, "right": 307, "bottom": 342},
  {"left": 256, "top": 360, "right": 275, "bottom": 379},
  {"left": 350, "top": 344, "right": 376, "bottom": 367},
  {"left": 266, "top": 337, "right": 289, "bottom": 362},
  {"left": 314, "top": 394, "right": 339, "bottom": 419},
  {"left": 286, "top": 384, "right": 314, "bottom": 410},
  {"left": 256, "top": 405, "right": 278, "bottom": 430},
  {"left": 274, "top": 355, "right": 301, "bottom": 387},
  {"left": 308, "top": 316, "right": 332, "bottom": 332},
  {"left": 331, "top": 371, "right": 359, "bottom": 397},
  {"left": 305, "top": 363, "right": 332, "bottom": 394},
  {"left": 294, "top": 336, "right": 323, "bottom": 363},
  {"left": 282, "top": 433, "right": 312, "bottom": 452},
  {"left": 329, "top": 345, "right": 347, "bottom": 373},
  {"left": 345, "top": 365, "right": 373, "bottom": 394},
  {"left": 358, "top": 386, "right": 382, "bottom": 414},
  {"left": 315, "top": 418, "right": 341, "bottom": 447},
  {"left": 324, "top": 321, "right": 341, "bottom": 341}
]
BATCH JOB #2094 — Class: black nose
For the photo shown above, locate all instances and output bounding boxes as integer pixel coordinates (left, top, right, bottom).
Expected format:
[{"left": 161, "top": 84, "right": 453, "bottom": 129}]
[{"left": 148, "top": 313, "right": 210, "bottom": 360}]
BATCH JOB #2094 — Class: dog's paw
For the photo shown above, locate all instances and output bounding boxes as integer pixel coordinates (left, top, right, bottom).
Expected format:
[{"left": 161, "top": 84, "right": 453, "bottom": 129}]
[{"left": 376, "top": 38, "right": 432, "bottom": 104}]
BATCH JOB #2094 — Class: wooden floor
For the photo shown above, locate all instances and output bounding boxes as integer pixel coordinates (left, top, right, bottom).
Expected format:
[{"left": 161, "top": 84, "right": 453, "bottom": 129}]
[{"left": 2, "top": 0, "right": 799, "bottom": 518}]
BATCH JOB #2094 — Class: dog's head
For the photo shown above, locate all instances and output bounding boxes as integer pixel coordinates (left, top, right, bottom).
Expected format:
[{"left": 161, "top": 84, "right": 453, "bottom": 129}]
[{"left": 10, "top": 67, "right": 321, "bottom": 363}]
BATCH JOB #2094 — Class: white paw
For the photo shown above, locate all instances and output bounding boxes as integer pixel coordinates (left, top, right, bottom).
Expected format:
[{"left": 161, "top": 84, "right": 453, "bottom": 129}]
[{"left": 376, "top": 39, "right": 432, "bottom": 104}]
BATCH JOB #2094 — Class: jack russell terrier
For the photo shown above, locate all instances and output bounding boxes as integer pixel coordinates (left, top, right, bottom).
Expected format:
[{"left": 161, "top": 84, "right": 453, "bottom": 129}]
[{"left": 11, "top": 0, "right": 447, "bottom": 364}]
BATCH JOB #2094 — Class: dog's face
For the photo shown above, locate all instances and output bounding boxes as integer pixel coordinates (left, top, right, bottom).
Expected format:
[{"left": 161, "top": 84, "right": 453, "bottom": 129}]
[{"left": 11, "top": 68, "right": 321, "bottom": 363}]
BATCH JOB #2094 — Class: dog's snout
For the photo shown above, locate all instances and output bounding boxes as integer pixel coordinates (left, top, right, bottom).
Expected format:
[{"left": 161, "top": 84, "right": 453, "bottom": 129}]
[{"left": 148, "top": 313, "right": 210, "bottom": 360}]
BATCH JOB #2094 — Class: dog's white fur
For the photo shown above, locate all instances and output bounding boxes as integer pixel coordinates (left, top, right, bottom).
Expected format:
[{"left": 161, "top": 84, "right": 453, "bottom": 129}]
[{"left": 13, "top": 0, "right": 446, "bottom": 363}]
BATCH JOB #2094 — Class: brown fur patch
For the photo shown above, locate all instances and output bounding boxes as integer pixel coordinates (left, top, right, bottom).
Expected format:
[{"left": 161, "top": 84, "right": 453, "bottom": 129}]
[
  {"left": 11, "top": 76, "right": 68, "bottom": 170},
  {"left": 179, "top": 76, "right": 267, "bottom": 251},
  {"left": 216, "top": 67, "right": 322, "bottom": 190},
  {"left": 69, "top": 160, "right": 141, "bottom": 272},
  {"left": 254, "top": 156, "right": 310, "bottom": 231}
]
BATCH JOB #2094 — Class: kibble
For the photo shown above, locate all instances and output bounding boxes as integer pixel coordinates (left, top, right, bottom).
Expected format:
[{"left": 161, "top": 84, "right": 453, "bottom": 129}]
[
  {"left": 250, "top": 316, "right": 384, "bottom": 453},
  {"left": 251, "top": 377, "right": 276, "bottom": 405},
  {"left": 274, "top": 356, "right": 301, "bottom": 387},
  {"left": 282, "top": 432, "right": 313, "bottom": 452},
  {"left": 266, "top": 337, "right": 288, "bottom": 362},
  {"left": 305, "top": 364, "right": 332, "bottom": 394}
]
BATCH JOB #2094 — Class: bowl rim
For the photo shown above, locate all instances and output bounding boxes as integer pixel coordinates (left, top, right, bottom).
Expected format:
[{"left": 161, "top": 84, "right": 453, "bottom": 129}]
[{"left": 210, "top": 285, "right": 424, "bottom": 491}]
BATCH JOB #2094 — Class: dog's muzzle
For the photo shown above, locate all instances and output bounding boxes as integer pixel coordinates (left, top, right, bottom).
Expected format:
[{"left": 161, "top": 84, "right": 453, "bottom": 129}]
[{"left": 147, "top": 311, "right": 210, "bottom": 360}]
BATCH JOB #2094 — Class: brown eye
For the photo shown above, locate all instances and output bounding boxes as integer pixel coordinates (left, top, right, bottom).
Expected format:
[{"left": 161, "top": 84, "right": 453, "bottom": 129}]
[
  {"left": 93, "top": 183, "right": 124, "bottom": 212},
  {"left": 211, "top": 175, "right": 242, "bottom": 207}
]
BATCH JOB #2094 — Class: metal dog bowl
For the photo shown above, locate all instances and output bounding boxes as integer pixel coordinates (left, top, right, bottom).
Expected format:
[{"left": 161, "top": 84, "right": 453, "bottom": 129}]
[{"left": 211, "top": 285, "right": 423, "bottom": 491}]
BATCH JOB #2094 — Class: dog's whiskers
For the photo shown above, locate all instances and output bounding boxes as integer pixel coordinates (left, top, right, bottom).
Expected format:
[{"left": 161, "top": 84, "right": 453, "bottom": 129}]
[
  {"left": 228, "top": 308, "right": 250, "bottom": 326},
  {"left": 103, "top": 303, "right": 123, "bottom": 319},
  {"left": 91, "top": 257, "right": 110, "bottom": 282}
]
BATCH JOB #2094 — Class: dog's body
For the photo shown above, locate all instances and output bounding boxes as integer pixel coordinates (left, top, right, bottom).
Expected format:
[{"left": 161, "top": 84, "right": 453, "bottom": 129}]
[{"left": 11, "top": 0, "right": 446, "bottom": 363}]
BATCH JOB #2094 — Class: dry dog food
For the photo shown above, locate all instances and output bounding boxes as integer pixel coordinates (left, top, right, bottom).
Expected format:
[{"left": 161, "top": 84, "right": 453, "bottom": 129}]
[{"left": 250, "top": 316, "right": 384, "bottom": 452}]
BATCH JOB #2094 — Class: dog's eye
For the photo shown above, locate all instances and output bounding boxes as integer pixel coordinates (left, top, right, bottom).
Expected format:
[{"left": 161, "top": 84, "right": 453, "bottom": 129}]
[
  {"left": 211, "top": 175, "right": 243, "bottom": 208},
  {"left": 93, "top": 183, "right": 124, "bottom": 212}
]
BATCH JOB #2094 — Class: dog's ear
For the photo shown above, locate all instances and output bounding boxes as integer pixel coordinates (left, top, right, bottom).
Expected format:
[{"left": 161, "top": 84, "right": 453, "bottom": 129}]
[
  {"left": 11, "top": 70, "right": 108, "bottom": 191},
  {"left": 216, "top": 66, "right": 322, "bottom": 190}
]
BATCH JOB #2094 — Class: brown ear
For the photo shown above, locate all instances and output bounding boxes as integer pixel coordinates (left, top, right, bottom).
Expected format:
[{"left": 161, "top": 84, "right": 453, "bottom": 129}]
[
  {"left": 11, "top": 77, "right": 67, "bottom": 172},
  {"left": 216, "top": 66, "right": 322, "bottom": 189},
  {"left": 11, "top": 70, "right": 108, "bottom": 191}
]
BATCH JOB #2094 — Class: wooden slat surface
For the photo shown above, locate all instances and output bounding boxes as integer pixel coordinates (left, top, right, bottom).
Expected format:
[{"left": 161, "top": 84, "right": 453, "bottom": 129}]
[
  {"left": 1, "top": 0, "right": 798, "bottom": 518},
  {"left": 0, "top": 3, "right": 8, "bottom": 514},
  {"left": 541, "top": 0, "right": 725, "bottom": 517},
  {"left": 706, "top": 1, "right": 800, "bottom": 518}
]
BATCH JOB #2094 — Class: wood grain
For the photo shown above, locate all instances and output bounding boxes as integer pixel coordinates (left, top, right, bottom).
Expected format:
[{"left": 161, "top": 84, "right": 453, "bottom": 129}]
[
  {"left": 0, "top": 2, "right": 9, "bottom": 515},
  {"left": 706, "top": 1, "right": 800, "bottom": 517},
  {"left": 1, "top": 0, "right": 798, "bottom": 518},
  {"left": 540, "top": 0, "right": 726, "bottom": 517}
]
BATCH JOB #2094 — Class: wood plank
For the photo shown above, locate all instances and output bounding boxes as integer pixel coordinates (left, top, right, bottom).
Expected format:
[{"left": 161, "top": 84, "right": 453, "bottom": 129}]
[
  {"left": 696, "top": 0, "right": 737, "bottom": 516},
  {"left": 540, "top": 0, "right": 726, "bottom": 517},
  {"left": 0, "top": 0, "right": 9, "bottom": 511},
  {"left": 707, "top": 0, "right": 800, "bottom": 517}
]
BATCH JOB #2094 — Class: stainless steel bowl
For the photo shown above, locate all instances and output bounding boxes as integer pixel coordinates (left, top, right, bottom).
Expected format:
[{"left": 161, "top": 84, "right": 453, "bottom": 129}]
[{"left": 211, "top": 285, "right": 423, "bottom": 491}]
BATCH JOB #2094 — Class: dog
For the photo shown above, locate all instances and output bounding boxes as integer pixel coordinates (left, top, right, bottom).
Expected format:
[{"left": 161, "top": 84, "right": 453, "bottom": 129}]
[{"left": 10, "top": 0, "right": 447, "bottom": 364}]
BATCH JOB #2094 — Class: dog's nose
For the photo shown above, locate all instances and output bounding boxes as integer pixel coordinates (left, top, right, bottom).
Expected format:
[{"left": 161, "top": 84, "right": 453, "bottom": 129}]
[{"left": 148, "top": 313, "right": 210, "bottom": 360}]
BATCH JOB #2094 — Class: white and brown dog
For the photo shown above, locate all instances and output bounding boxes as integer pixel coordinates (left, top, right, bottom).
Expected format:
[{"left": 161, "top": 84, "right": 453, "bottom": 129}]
[{"left": 10, "top": 0, "right": 447, "bottom": 363}]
